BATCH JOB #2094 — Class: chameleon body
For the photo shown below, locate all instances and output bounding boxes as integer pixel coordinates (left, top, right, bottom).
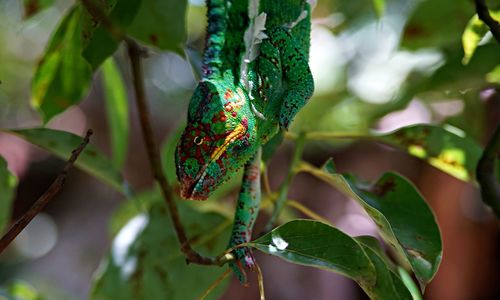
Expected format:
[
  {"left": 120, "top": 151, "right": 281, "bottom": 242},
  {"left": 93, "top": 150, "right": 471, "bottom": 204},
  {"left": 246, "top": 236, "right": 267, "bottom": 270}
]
[{"left": 175, "top": 0, "right": 314, "bottom": 283}]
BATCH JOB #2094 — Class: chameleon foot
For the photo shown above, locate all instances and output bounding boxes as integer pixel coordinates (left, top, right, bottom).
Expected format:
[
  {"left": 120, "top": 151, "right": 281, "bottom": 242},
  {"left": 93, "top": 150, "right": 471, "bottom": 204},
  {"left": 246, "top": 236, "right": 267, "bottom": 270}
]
[{"left": 229, "top": 246, "right": 257, "bottom": 285}]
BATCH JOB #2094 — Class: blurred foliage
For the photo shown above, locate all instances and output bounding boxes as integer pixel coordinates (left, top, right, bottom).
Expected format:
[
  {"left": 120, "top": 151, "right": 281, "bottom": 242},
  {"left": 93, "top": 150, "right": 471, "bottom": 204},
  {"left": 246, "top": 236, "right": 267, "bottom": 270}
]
[
  {"left": 0, "top": 0, "right": 498, "bottom": 299},
  {"left": 101, "top": 57, "right": 129, "bottom": 170},
  {"left": 92, "top": 194, "right": 231, "bottom": 300},
  {"left": 0, "top": 280, "right": 45, "bottom": 300},
  {"left": 0, "top": 156, "right": 17, "bottom": 235},
  {"left": 2, "top": 128, "right": 125, "bottom": 193}
]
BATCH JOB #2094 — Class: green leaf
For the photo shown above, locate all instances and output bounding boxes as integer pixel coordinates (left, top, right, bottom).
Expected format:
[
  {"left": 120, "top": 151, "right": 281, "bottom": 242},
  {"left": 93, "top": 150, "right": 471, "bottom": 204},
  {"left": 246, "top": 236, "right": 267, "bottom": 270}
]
[
  {"left": 1, "top": 281, "right": 44, "bottom": 300},
  {"left": 126, "top": 0, "right": 187, "bottom": 54},
  {"left": 249, "top": 220, "right": 377, "bottom": 286},
  {"left": 372, "top": 0, "right": 385, "bottom": 17},
  {"left": 101, "top": 57, "right": 129, "bottom": 169},
  {"left": 3, "top": 128, "right": 125, "bottom": 194},
  {"left": 91, "top": 200, "right": 231, "bottom": 300},
  {"left": 403, "top": 0, "right": 475, "bottom": 49},
  {"left": 0, "top": 156, "right": 17, "bottom": 235},
  {"left": 487, "top": 64, "right": 500, "bottom": 84},
  {"left": 425, "top": 44, "right": 500, "bottom": 93},
  {"left": 31, "top": 6, "right": 92, "bottom": 123},
  {"left": 377, "top": 124, "right": 482, "bottom": 182},
  {"left": 355, "top": 237, "right": 413, "bottom": 300},
  {"left": 461, "top": 14, "right": 488, "bottom": 65},
  {"left": 82, "top": 0, "right": 142, "bottom": 70},
  {"left": 23, "top": 0, "right": 54, "bottom": 19},
  {"left": 299, "top": 161, "right": 442, "bottom": 290}
]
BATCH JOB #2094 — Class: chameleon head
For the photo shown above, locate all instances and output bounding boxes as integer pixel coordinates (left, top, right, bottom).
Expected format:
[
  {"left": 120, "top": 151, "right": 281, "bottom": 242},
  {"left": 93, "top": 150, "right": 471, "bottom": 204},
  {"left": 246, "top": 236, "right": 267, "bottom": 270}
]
[{"left": 175, "top": 79, "right": 257, "bottom": 200}]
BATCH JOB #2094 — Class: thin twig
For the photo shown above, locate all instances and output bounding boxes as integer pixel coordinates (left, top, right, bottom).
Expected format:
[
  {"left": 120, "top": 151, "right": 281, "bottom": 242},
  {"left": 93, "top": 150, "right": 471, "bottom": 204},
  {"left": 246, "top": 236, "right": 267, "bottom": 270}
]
[
  {"left": 476, "top": 122, "right": 500, "bottom": 218},
  {"left": 255, "top": 263, "right": 266, "bottom": 300},
  {"left": 262, "top": 133, "right": 306, "bottom": 233},
  {"left": 474, "top": 0, "right": 500, "bottom": 43},
  {"left": 0, "top": 129, "right": 93, "bottom": 254},
  {"left": 198, "top": 268, "right": 231, "bottom": 300},
  {"left": 126, "top": 40, "right": 215, "bottom": 265},
  {"left": 287, "top": 200, "right": 332, "bottom": 225}
]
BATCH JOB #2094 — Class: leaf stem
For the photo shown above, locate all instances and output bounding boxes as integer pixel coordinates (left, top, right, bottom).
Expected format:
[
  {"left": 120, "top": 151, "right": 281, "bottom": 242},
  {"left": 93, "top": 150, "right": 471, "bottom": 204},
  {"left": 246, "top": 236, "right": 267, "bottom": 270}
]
[
  {"left": 198, "top": 268, "right": 231, "bottom": 300},
  {"left": 262, "top": 132, "right": 306, "bottom": 232},
  {"left": 285, "top": 131, "right": 373, "bottom": 141},
  {"left": 126, "top": 40, "right": 216, "bottom": 265},
  {"left": 0, "top": 130, "right": 93, "bottom": 254},
  {"left": 287, "top": 200, "right": 332, "bottom": 226}
]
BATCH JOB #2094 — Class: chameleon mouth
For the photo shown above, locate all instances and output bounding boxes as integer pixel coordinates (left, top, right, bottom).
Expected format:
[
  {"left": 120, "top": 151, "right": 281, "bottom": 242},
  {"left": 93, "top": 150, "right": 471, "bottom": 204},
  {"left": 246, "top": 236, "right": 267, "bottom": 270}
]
[{"left": 180, "top": 123, "right": 247, "bottom": 200}]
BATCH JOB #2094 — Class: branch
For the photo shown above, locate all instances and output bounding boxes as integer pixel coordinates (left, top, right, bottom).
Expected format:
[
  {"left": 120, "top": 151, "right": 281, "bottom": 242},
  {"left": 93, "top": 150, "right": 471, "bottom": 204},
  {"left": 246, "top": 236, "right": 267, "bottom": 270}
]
[
  {"left": 126, "top": 40, "right": 215, "bottom": 265},
  {"left": 474, "top": 0, "right": 500, "bottom": 43},
  {"left": 476, "top": 122, "right": 500, "bottom": 218},
  {"left": 0, "top": 130, "right": 93, "bottom": 254}
]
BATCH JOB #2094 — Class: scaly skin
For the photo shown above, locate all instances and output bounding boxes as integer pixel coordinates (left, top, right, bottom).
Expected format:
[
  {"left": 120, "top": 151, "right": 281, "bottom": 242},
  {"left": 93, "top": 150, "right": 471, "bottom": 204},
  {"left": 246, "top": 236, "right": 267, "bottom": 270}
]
[{"left": 175, "top": 0, "right": 314, "bottom": 284}]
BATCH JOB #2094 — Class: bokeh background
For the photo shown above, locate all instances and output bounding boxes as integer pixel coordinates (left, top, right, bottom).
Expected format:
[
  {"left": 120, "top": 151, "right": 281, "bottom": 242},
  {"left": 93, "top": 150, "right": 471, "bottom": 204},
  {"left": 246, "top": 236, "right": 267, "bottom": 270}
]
[{"left": 0, "top": 0, "right": 499, "bottom": 299}]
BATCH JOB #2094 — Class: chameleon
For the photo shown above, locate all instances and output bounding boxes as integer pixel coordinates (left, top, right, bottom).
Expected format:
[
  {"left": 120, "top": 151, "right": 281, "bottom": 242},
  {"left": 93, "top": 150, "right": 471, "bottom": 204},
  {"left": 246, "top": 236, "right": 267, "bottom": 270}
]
[{"left": 175, "top": 0, "right": 314, "bottom": 284}]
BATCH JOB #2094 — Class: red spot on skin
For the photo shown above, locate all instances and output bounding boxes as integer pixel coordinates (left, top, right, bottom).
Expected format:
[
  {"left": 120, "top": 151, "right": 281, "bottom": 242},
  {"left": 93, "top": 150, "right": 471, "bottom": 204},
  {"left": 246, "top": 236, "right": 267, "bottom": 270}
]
[
  {"left": 220, "top": 116, "right": 226, "bottom": 122},
  {"left": 224, "top": 89, "right": 233, "bottom": 100},
  {"left": 232, "top": 111, "right": 237, "bottom": 117},
  {"left": 150, "top": 34, "right": 158, "bottom": 45}
]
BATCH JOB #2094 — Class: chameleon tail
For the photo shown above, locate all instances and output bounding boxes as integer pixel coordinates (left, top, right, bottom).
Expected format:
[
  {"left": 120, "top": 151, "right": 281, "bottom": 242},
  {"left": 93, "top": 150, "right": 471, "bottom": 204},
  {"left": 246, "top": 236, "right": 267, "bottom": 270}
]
[
  {"left": 227, "top": 148, "right": 262, "bottom": 284},
  {"left": 202, "top": 0, "right": 229, "bottom": 78}
]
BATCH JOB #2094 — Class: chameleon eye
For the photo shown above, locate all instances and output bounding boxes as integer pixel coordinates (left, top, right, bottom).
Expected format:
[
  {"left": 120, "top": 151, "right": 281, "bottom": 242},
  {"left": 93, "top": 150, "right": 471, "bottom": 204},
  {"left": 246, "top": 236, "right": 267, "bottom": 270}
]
[{"left": 193, "top": 136, "right": 204, "bottom": 145}]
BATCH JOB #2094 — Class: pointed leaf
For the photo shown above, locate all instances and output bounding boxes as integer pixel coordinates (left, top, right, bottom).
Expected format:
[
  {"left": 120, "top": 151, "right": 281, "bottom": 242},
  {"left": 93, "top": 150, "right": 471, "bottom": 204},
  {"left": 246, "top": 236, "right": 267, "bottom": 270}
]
[
  {"left": 101, "top": 57, "right": 129, "bottom": 169},
  {"left": 461, "top": 14, "right": 488, "bottom": 65},
  {"left": 0, "top": 156, "right": 17, "bottom": 234},
  {"left": 31, "top": 6, "right": 92, "bottom": 123},
  {"left": 249, "top": 220, "right": 377, "bottom": 286},
  {"left": 3, "top": 128, "right": 125, "bottom": 193},
  {"left": 300, "top": 161, "right": 442, "bottom": 290}
]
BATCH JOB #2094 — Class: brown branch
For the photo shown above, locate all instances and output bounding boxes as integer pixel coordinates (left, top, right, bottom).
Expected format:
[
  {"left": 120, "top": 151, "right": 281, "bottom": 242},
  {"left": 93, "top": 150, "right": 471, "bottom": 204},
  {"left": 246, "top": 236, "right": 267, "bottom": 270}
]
[
  {"left": 474, "top": 0, "right": 500, "bottom": 43},
  {"left": 126, "top": 40, "right": 215, "bottom": 265},
  {"left": 476, "top": 122, "right": 500, "bottom": 218},
  {"left": 0, "top": 129, "right": 93, "bottom": 254}
]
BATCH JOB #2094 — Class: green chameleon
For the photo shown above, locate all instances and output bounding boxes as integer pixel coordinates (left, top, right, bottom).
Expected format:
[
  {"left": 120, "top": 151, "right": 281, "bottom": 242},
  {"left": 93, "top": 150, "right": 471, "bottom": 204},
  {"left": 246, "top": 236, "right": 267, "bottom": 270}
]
[{"left": 175, "top": 0, "right": 314, "bottom": 284}]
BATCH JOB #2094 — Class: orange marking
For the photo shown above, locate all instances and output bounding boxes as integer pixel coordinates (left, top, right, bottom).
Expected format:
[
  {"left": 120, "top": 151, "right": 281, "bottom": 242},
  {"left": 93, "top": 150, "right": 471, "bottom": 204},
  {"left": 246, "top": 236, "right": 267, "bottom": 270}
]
[{"left": 224, "top": 89, "right": 233, "bottom": 100}]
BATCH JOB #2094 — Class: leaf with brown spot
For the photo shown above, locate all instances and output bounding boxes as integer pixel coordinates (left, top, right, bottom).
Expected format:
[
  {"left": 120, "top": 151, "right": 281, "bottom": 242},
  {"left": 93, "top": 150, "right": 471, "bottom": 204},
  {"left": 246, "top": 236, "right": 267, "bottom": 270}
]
[
  {"left": 377, "top": 124, "right": 485, "bottom": 182},
  {"left": 126, "top": 0, "right": 187, "bottom": 54},
  {"left": 23, "top": 0, "right": 54, "bottom": 19},
  {"left": 299, "top": 160, "right": 442, "bottom": 291}
]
